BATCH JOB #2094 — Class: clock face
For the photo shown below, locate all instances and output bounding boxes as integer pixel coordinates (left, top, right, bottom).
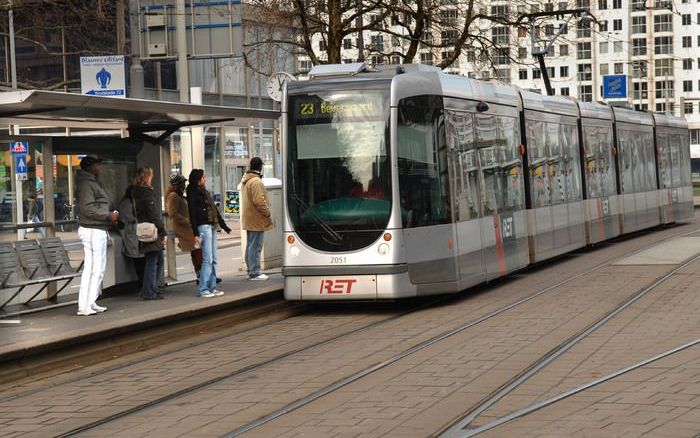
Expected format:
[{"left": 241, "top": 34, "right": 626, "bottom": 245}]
[{"left": 267, "top": 72, "right": 293, "bottom": 102}]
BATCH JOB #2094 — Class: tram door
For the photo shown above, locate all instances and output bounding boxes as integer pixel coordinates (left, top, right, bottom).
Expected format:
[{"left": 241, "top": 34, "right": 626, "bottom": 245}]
[{"left": 446, "top": 111, "right": 486, "bottom": 285}]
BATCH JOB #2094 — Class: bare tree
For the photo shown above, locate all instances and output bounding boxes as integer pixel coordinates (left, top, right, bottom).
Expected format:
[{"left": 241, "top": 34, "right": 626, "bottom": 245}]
[{"left": 0, "top": 0, "right": 118, "bottom": 89}]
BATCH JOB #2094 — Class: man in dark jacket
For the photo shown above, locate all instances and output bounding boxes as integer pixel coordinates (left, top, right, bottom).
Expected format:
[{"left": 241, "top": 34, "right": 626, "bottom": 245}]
[{"left": 75, "top": 156, "right": 118, "bottom": 316}]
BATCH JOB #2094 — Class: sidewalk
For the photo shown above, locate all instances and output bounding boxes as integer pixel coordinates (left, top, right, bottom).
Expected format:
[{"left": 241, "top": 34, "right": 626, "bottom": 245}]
[{"left": 0, "top": 269, "right": 283, "bottom": 364}]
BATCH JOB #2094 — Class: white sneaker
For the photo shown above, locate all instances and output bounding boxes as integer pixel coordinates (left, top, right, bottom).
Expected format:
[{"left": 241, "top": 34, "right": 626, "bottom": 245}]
[
  {"left": 77, "top": 309, "right": 97, "bottom": 316},
  {"left": 91, "top": 304, "right": 107, "bottom": 313},
  {"left": 249, "top": 274, "right": 268, "bottom": 281},
  {"left": 211, "top": 290, "right": 225, "bottom": 296},
  {"left": 198, "top": 291, "right": 215, "bottom": 298}
]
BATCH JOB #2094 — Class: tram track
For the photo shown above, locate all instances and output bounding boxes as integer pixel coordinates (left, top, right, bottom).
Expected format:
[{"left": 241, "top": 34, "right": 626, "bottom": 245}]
[
  {"left": 14, "top": 222, "right": 692, "bottom": 438},
  {"left": 438, "top": 252, "right": 700, "bottom": 438},
  {"left": 449, "top": 336, "right": 700, "bottom": 437}
]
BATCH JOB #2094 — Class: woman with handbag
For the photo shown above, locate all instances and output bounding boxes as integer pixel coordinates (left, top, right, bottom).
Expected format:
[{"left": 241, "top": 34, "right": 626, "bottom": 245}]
[
  {"left": 131, "top": 167, "right": 166, "bottom": 300},
  {"left": 187, "top": 169, "right": 231, "bottom": 298},
  {"left": 116, "top": 185, "right": 145, "bottom": 289}
]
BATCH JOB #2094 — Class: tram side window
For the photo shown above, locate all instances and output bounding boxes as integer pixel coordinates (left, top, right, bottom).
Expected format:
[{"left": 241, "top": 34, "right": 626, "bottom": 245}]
[
  {"left": 670, "top": 134, "right": 682, "bottom": 187},
  {"left": 498, "top": 116, "right": 524, "bottom": 212},
  {"left": 561, "top": 123, "right": 582, "bottom": 202},
  {"left": 547, "top": 122, "right": 565, "bottom": 206},
  {"left": 527, "top": 120, "right": 550, "bottom": 208},
  {"left": 643, "top": 133, "right": 657, "bottom": 191},
  {"left": 583, "top": 126, "right": 600, "bottom": 198},
  {"left": 398, "top": 97, "right": 451, "bottom": 227},
  {"left": 681, "top": 134, "right": 691, "bottom": 186},
  {"left": 446, "top": 111, "right": 479, "bottom": 221},
  {"left": 475, "top": 113, "right": 503, "bottom": 216},
  {"left": 618, "top": 129, "right": 635, "bottom": 194},
  {"left": 599, "top": 127, "right": 616, "bottom": 197}
]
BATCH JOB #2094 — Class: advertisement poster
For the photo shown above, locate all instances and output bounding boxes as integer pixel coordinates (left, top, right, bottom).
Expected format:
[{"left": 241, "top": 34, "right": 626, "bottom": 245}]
[{"left": 225, "top": 190, "right": 240, "bottom": 215}]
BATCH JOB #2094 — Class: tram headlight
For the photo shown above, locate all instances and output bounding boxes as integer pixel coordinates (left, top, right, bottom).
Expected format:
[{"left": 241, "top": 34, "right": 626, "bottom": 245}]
[
  {"left": 378, "top": 243, "right": 390, "bottom": 256},
  {"left": 289, "top": 245, "right": 300, "bottom": 257}
]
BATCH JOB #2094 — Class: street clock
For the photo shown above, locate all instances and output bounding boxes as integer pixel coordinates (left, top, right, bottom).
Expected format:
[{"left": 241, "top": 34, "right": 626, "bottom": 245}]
[{"left": 266, "top": 72, "right": 296, "bottom": 102}]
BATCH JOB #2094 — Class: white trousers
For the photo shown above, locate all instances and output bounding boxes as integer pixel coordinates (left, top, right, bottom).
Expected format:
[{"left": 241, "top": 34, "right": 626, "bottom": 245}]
[{"left": 78, "top": 226, "right": 108, "bottom": 312}]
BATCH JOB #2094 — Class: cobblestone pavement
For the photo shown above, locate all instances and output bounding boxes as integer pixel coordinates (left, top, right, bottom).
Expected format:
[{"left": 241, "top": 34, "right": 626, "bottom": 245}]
[{"left": 0, "top": 219, "right": 699, "bottom": 438}]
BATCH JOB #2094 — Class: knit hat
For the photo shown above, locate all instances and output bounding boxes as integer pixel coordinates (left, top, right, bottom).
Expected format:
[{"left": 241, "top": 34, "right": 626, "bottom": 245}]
[{"left": 169, "top": 174, "right": 187, "bottom": 186}]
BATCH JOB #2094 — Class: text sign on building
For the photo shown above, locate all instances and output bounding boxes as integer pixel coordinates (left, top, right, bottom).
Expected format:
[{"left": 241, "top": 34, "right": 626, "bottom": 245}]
[
  {"left": 9, "top": 140, "right": 29, "bottom": 155},
  {"left": 80, "top": 55, "right": 126, "bottom": 97},
  {"left": 603, "top": 75, "right": 627, "bottom": 99},
  {"left": 15, "top": 154, "right": 27, "bottom": 180}
]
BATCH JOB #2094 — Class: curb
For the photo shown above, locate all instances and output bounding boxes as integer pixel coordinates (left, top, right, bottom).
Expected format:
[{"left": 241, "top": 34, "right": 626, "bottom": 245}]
[{"left": 0, "top": 285, "right": 283, "bottom": 364}]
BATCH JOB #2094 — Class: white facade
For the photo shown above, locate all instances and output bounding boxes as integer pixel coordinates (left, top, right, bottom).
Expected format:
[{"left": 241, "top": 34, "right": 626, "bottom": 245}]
[{"left": 298, "top": 0, "right": 700, "bottom": 160}]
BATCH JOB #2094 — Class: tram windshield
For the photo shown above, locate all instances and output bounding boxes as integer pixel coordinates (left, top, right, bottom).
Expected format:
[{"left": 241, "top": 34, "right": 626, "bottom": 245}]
[{"left": 287, "top": 88, "right": 391, "bottom": 251}]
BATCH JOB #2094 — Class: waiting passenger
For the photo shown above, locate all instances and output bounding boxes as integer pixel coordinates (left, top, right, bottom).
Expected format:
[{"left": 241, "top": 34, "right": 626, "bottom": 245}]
[
  {"left": 131, "top": 167, "right": 166, "bottom": 300},
  {"left": 75, "top": 156, "right": 118, "bottom": 316},
  {"left": 241, "top": 157, "right": 273, "bottom": 281},
  {"left": 187, "top": 169, "right": 231, "bottom": 297},
  {"left": 116, "top": 185, "right": 145, "bottom": 289}
]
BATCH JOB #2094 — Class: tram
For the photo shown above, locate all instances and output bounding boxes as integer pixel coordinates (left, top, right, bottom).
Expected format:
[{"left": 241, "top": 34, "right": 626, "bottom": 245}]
[{"left": 281, "top": 64, "right": 694, "bottom": 300}]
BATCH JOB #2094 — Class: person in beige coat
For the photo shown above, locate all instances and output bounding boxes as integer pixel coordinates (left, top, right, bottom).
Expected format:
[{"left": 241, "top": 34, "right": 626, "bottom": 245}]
[
  {"left": 241, "top": 157, "right": 273, "bottom": 280},
  {"left": 165, "top": 174, "right": 203, "bottom": 279}
]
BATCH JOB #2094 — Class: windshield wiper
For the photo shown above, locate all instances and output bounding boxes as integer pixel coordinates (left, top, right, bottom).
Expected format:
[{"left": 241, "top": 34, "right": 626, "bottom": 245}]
[{"left": 289, "top": 193, "right": 343, "bottom": 242}]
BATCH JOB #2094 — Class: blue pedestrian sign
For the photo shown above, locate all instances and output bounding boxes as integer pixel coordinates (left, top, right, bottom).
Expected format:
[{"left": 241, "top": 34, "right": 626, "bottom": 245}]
[
  {"left": 603, "top": 75, "right": 627, "bottom": 99},
  {"left": 80, "top": 55, "right": 126, "bottom": 98},
  {"left": 9, "top": 140, "right": 29, "bottom": 155},
  {"left": 15, "top": 154, "right": 28, "bottom": 180}
]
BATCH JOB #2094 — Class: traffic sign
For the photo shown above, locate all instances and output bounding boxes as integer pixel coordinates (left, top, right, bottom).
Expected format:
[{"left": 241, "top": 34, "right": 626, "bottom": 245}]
[
  {"left": 15, "top": 154, "right": 28, "bottom": 180},
  {"left": 603, "top": 75, "right": 627, "bottom": 99},
  {"left": 10, "top": 140, "right": 29, "bottom": 155}
]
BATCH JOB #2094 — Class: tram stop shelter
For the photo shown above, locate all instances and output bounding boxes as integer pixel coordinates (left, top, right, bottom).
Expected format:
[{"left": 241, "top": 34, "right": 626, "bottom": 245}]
[{"left": 0, "top": 90, "right": 279, "bottom": 319}]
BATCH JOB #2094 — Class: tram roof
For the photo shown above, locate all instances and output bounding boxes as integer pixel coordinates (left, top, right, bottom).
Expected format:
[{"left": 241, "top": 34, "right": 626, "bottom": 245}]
[
  {"left": 611, "top": 106, "right": 654, "bottom": 126},
  {"left": 652, "top": 112, "right": 688, "bottom": 129},
  {"left": 577, "top": 101, "right": 613, "bottom": 121},
  {"left": 0, "top": 90, "right": 279, "bottom": 132}
]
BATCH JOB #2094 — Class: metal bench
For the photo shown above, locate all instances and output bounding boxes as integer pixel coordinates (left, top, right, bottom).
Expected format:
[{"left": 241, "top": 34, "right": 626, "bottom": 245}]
[{"left": 0, "top": 239, "right": 82, "bottom": 309}]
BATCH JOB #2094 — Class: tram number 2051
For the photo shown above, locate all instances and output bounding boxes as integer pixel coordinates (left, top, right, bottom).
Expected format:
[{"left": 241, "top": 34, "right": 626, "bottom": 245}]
[{"left": 330, "top": 256, "right": 347, "bottom": 264}]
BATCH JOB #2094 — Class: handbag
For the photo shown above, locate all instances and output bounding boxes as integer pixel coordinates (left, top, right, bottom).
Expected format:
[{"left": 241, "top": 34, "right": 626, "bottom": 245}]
[{"left": 132, "top": 196, "right": 158, "bottom": 243}]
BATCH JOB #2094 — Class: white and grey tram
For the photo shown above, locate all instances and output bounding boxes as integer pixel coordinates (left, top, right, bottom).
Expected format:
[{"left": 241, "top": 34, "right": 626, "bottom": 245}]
[{"left": 281, "top": 64, "right": 694, "bottom": 300}]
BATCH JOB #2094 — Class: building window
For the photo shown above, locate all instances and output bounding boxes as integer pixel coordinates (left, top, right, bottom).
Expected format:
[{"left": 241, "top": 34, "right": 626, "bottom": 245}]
[
  {"left": 319, "top": 40, "right": 326, "bottom": 51},
  {"left": 633, "top": 61, "right": 648, "bottom": 78},
  {"left": 656, "top": 103, "right": 667, "bottom": 112},
  {"left": 533, "top": 69, "right": 542, "bottom": 79},
  {"left": 577, "top": 20, "right": 591, "bottom": 38},
  {"left": 655, "top": 58, "right": 674, "bottom": 76},
  {"left": 560, "top": 65, "right": 569, "bottom": 77},
  {"left": 493, "top": 48, "right": 510, "bottom": 65},
  {"left": 547, "top": 67, "right": 556, "bottom": 78},
  {"left": 420, "top": 52, "right": 433, "bottom": 65},
  {"left": 682, "top": 14, "right": 692, "bottom": 25},
  {"left": 370, "top": 55, "right": 385, "bottom": 65},
  {"left": 519, "top": 69, "right": 528, "bottom": 80},
  {"left": 654, "top": 0, "right": 672, "bottom": 9},
  {"left": 546, "top": 45, "right": 555, "bottom": 57},
  {"left": 299, "top": 59, "right": 312, "bottom": 73},
  {"left": 560, "top": 44, "right": 569, "bottom": 56},
  {"left": 613, "top": 19, "right": 622, "bottom": 31},
  {"left": 544, "top": 24, "right": 555, "bottom": 36},
  {"left": 578, "top": 64, "right": 592, "bottom": 81},
  {"left": 545, "top": 2, "right": 555, "bottom": 11},
  {"left": 491, "top": 5, "right": 510, "bottom": 17},
  {"left": 518, "top": 47, "right": 527, "bottom": 59},
  {"left": 683, "top": 58, "right": 693, "bottom": 70},
  {"left": 518, "top": 26, "right": 528, "bottom": 38},
  {"left": 492, "top": 27, "right": 510, "bottom": 45},
  {"left": 599, "top": 42, "right": 608, "bottom": 54},
  {"left": 653, "top": 14, "right": 673, "bottom": 32},
  {"left": 599, "top": 20, "right": 608, "bottom": 31},
  {"left": 655, "top": 80, "right": 674, "bottom": 99},
  {"left": 683, "top": 36, "right": 692, "bottom": 48},
  {"left": 343, "top": 39, "right": 352, "bottom": 49},
  {"left": 632, "top": 0, "right": 645, "bottom": 10},
  {"left": 441, "top": 30, "right": 456, "bottom": 45},
  {"left": 633, "top": 82, "right": 648, "bottom": 99},
  {"left": 496, "top": 69, "right": 511, "bottom": 83},
  {"left": 441, "top": 9, "right": 457, "bottom": 25},
  {"left": 684, "top": 80, "right": 693, "bottom": 92},
  {"left": 598, "top": 0, "right": 608, "bottom": 8},
  {"left": 371, "top": 35, "right": 384, "bottom": 52},
  {"left": 632, "top": 39, "right": 647, "bottom": 56},
  {"left": 392, "top": 36, "right": 401, "bottom": 47},
  {"left": 614, "top": 41, "right": 623, "bottom": 53},
  {"left": 612, "top": 0, "right": 622, "bottom": 7},
  {"left": 684, "top": 102, "right": 693, "bottom": 114},
  {"left": 577, "top": 42, "right": 592, "bottom": 59},
  {"left": 600, "top": 63, "right": 609, "bottom": 75},
  {"left": 655, "top": 36, "right": 673, "bottom": 54},
  {"left": 631, "top": 16, "right": 646, "bottom": 34},
  {"left": 579, "top": 85, "right": 593, "bottom": 101},
  {"left": 561, "top": 87, "right": 570, "bottom": 96},
  {"left": 614, "top": 62, "right": 623, "bottom": 74}
]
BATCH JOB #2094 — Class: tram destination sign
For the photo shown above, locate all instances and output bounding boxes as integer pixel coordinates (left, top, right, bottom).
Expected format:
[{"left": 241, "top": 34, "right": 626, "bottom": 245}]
[{"left": 293, "top": 94, "right": 384, "bottom": 122}]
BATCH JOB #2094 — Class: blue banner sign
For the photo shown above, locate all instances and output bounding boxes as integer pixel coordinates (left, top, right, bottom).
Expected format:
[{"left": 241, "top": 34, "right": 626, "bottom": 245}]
[{"left": 603, "top": 75, "right": 627, "bottom": 99}]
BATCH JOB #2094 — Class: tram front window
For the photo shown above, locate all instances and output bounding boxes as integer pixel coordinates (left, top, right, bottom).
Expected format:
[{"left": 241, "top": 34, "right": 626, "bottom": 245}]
[{"left": 287, "top": 89, "right": 391, "bottom": 251}]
